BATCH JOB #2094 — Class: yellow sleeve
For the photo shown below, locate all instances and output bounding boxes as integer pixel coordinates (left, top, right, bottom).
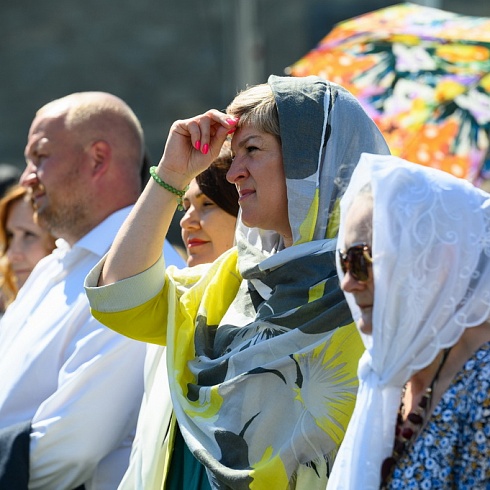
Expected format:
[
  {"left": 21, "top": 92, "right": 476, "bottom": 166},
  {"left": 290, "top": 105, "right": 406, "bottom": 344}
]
[{"left": 85, "top": 254, "right": 209, "bottom": 345}]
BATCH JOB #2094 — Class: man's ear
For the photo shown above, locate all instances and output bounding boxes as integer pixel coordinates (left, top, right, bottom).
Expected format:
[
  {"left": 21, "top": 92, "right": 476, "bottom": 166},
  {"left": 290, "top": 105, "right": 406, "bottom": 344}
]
[{"left": 89, "top": 140, "right": 111, "bottom": 176}]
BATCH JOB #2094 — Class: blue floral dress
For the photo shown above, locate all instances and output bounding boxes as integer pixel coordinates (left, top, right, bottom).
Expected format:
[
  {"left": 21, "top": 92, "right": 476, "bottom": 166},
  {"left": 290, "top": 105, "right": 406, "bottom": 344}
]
[{"left": 385, "top": 342, "right": 490, "bottom": 489}]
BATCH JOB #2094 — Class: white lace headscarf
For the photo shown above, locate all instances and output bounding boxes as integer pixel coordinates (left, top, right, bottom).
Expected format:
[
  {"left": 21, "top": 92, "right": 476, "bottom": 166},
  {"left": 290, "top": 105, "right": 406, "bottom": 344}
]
[{"left": 328, "top": 152, "right": 490, "bottom": 490}]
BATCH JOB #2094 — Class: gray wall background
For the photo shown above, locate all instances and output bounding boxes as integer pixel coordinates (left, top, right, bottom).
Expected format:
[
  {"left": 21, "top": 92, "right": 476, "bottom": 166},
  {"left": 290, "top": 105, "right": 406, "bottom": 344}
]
[{"left": 2, "top": 0, "right": 489, "bottom": 244}]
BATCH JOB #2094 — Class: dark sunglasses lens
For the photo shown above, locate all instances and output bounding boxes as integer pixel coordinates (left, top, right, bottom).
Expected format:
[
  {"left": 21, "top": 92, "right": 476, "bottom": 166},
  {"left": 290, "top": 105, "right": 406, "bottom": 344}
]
[
  {"left": 339, "top": 252, "right": 348, "bottom": 274},
  {"left": 339, "top": 246, "right": 370, "bottom": 281},
  {"left": 350, "top": 250, "right": 368, "bottom": 281}
]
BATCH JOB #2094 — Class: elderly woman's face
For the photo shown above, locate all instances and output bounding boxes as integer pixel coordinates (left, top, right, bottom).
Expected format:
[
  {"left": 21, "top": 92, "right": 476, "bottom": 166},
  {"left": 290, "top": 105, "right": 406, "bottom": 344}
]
[
  {"left": 340, "top": 197, "right": 374, "bottom": 335},
  {"left": 228, "top": 125, "right": 292, "bottom": 246}
]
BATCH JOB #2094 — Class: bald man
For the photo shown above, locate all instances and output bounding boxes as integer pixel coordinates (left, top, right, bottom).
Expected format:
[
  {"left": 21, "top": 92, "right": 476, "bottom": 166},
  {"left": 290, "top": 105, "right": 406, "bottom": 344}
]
[{"left": 0, "top": 92, "right": 184, "bottom": 489}]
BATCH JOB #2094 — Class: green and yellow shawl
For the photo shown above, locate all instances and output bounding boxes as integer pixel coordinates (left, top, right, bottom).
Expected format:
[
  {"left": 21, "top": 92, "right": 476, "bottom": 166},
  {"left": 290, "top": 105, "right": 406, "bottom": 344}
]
[{"left": 85, "top": 75, "right": 390, "bottom": 489}]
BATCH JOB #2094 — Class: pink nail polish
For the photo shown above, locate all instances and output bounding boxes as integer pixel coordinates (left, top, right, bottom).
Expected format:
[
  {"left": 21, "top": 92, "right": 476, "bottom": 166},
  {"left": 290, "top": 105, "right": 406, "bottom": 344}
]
[
  {"left": 202, "top": 144, "right": 209, "bottom": 155},
  {"left": 195, "top": 140, "right": 201, "bottom": 151},
  {"left": 226, "top": 118, "right": 238, "bottom": 125},
  {"left": 227, "top": 128, "right": 237, "bottom": 135}
]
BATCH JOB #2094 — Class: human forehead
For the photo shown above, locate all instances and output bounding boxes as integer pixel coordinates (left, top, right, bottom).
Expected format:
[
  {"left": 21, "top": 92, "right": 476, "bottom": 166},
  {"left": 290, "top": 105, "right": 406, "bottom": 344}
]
[
  {"left": 25, "top": 115, "right": 68, "bottom": 156},
  {"left": 183, "top": 179, "right": 203, "bottom": 200},
  {"left": 343, "top": 197, "right": 373, "bottom": 247},
  {"left": 7, "top": 199, "right": 36, "bottom": 227},
  {"left": 230, "top": 125, "right": 271, "bottom": 152}
]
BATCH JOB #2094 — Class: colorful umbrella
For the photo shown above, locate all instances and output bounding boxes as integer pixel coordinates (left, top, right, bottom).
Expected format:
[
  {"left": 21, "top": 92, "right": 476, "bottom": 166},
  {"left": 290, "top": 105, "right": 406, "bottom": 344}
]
[{"left": 288, "top": 2, "right": 490, "bottom": 185}]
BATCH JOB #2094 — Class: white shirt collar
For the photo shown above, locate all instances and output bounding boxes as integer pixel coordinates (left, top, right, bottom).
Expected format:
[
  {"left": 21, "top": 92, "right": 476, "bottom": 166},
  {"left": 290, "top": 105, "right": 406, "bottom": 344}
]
[{"left": 55, "top": 206, "right": 133, "bottom": 258}]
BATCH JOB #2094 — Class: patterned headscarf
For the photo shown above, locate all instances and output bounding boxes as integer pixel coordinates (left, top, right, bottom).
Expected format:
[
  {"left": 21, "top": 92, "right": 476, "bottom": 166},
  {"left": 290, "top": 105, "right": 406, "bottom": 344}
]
[
  {"left": 330, "top": 152, "right": 490, "bottom": 489},
  {"left": 235, "top": 75, "right": 390, "bottom": 256}
]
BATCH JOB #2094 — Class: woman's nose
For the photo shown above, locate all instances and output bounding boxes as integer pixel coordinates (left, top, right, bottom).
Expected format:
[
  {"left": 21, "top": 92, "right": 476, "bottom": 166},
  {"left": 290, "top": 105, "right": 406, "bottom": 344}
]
[
  {"left": 340, "top": 271, "right": 360, "bottom": 293},
  {"left": 7, "top": 240, "right": 23, "bottom": 263},
  {"left": 180, "top": 208, "right": 200, "bottom": 230},
  {"left": 226, "top": 157, "right": 248, "bottom": 184}
]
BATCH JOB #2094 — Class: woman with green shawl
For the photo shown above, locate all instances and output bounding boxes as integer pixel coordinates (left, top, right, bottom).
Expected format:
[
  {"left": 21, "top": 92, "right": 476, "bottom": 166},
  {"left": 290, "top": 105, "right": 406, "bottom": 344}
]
[{"left": 84, "top": 75, "right": 390, "bottom": 489}]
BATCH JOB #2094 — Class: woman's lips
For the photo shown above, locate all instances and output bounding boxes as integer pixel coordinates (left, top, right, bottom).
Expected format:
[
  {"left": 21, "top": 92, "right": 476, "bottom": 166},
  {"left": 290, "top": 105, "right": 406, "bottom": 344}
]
[
  {"left": 13, "top": 268, "right": 30, "bottom": 275},
  {"left": 187, "top": 239, "right": 209, "bottom": 248},
  {"left": 238, "top": 189, "right": 255, "bottom": 202}
]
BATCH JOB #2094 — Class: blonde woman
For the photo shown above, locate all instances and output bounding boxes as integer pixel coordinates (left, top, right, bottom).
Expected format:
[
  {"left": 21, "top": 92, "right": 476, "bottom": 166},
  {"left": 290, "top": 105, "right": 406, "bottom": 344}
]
[{"left": 0, "top": 185, "right": 56, "bottom": 310}]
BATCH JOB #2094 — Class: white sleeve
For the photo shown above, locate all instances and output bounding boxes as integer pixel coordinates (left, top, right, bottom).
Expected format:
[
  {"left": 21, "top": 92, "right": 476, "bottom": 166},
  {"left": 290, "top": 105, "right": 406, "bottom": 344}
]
[{"left": 28, "top": 317, "right": 146, "bottom": 490}]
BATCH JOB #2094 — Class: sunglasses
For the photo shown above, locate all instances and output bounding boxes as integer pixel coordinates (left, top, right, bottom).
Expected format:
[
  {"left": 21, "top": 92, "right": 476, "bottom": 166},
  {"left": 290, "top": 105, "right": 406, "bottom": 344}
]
[{"left": 338, "top": 242, "right": 373, "bottom": 281}]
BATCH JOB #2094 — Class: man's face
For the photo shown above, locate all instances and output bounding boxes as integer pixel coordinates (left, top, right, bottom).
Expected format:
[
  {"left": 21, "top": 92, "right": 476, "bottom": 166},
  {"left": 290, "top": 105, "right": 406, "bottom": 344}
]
[{"left": 22, "top": 114, "right": 91, "bottom": 243}]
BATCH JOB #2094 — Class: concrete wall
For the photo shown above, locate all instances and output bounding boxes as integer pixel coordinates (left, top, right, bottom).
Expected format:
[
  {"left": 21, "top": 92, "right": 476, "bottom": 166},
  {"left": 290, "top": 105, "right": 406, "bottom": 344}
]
[
  {"left": 1, "top": 0, "right": 306, "bottom": 168},
  {"left": 4, "top": 0, "right": 489, "bottom": 168}
]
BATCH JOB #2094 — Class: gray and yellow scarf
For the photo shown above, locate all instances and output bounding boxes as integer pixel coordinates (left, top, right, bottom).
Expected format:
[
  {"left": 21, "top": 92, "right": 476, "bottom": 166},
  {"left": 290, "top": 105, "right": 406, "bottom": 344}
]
[
  {"left": 178, "top": 76, "right": 389, "bottom": 488},
  {"left": 88, "top": 75, "right": 390, "bottom": 489}
]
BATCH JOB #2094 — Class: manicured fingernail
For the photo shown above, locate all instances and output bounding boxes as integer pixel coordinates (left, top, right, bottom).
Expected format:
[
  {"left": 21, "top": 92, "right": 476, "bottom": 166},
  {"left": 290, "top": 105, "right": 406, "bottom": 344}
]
[
  {"left": 226, "top": 117, "right": 239, "bottom": 125},
  {"left": 195, "top": 140, "right": 201, "bottom": 150},
  {"left": 202, "top": 143, "right": 209, "bottom": 155},
  {"left": 227, "top": 128, "right": 237, "bottom": 135}
]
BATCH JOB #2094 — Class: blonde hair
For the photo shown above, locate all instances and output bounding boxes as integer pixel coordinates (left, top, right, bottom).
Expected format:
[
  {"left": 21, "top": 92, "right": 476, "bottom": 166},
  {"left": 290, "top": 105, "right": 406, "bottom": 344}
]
[
  {"left": 226, "top": 83, "right": 280, "bottom": 138},
  {"left": 0, "top": 185, "right": 56, "bottom": 307}
]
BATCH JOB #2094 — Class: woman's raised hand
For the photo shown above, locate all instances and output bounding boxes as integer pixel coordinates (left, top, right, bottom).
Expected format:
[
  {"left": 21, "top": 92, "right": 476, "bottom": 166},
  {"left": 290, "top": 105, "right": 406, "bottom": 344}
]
[
  {"left": 156, "top": 110, "right": 238, "bottom": 189},
  {"left": 100, "top": 111, "right": 238, "bottom": 285}
]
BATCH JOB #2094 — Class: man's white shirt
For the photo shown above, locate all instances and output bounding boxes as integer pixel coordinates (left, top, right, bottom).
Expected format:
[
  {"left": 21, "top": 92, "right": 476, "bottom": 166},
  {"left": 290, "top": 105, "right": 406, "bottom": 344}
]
[{"left": 0, "top": 205, "right": 184, "bottom": 489}]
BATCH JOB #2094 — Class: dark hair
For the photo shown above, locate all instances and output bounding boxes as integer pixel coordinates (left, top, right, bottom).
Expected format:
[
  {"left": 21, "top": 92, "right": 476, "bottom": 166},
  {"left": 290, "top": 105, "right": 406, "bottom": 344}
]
[{"left": 195, "top": 140, "right": 239, "bottom": 217}]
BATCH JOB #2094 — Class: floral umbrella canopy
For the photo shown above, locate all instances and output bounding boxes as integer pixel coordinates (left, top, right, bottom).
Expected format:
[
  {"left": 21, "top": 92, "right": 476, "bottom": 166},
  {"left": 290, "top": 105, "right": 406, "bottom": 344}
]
[{"left": 288, "top": 2, "right": 490, "bottom": 185}]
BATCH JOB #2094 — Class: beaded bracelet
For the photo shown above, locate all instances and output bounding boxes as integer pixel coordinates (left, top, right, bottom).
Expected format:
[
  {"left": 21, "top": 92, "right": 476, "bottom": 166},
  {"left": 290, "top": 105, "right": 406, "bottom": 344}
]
[{"left": 149, "top": 166, "right": 189, "bottom": 211}]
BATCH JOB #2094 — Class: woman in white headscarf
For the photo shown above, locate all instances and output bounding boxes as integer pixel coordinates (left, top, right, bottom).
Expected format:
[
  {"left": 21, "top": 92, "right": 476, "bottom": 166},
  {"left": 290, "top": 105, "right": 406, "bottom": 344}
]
[
  {"left": 330, "top": 152, "right": 490, "bottom": 489},
  {"left": 84, "top": 75, "right": 389, "bottom": 489}
]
